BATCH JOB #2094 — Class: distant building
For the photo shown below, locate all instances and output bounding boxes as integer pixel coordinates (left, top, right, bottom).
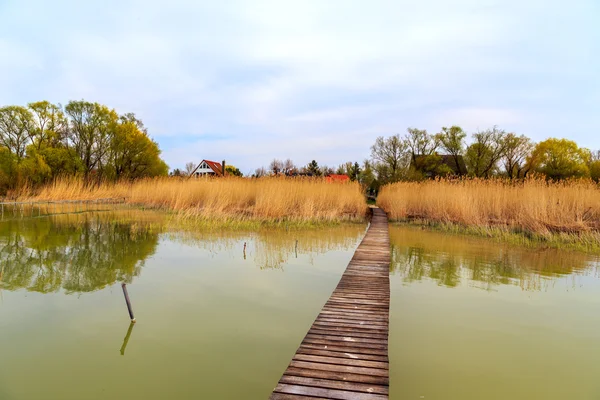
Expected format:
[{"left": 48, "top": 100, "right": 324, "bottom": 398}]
[
  {"left": 190, "top": 160, "right": 226, "bottom": 177},
  {"left": 325, "top": 174, "right": 350, "bottom": 183},
  {"left": 410, "top": 154, "right": 467, "bottom": 177}
]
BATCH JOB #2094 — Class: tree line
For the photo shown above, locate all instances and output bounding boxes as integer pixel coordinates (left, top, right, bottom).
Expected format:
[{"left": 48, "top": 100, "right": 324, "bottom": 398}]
[
  {"left": 0, "top": 100, "right": 168, "bottom": 193},
  {"left": 245, "top": 126, "right": 599, "bottom": 194},
  {"left": 369, "top": 126, "right": 600, "bottom": 184}
]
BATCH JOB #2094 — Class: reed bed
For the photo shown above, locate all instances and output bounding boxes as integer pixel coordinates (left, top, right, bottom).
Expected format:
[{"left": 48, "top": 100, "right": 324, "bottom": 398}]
[
  {"left": 378, "top": 178, "right": 600, "bottom": 238},
  {"left": 28, "top": 177, "right": 367, "bottom": 223}
]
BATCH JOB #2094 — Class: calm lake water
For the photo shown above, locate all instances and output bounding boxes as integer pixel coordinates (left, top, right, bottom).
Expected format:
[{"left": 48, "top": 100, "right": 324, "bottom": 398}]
[
  {"left": 0, "top": 211, "right": 366, "bottom": 400},
  {"left": 389, "top": 225, "right": 600, "bottom": 400},
  {"left": 2, "top": 212, "right": 600, "bottom": 399}
]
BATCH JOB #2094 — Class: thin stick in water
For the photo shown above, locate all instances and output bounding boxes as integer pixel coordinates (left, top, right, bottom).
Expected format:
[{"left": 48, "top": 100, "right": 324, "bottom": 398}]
[{"left": 121, "top": 283, "right": 136, "bottom": 323}]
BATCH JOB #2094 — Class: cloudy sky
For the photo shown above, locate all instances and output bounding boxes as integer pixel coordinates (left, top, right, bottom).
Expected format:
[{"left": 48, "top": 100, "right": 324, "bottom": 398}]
[{"left": 1, "top": 0, "right": 598, "bottom": 173}]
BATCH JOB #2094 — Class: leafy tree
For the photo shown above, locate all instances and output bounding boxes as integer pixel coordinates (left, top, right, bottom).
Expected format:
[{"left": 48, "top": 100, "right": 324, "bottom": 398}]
[
  {"left": 370, "top": 134, "right": 408, "bottom": 183},
  {"left": 350, "top": 162, "right": 361, "bottom": 181},
  {"left": 436, "top": 126, "right": 466, "bottom": 175},
  {"left": 529, "top": 138, "right": 590, "bottom": 180},
  {"left": 465, "top": 126, "right": 508, "bottom": 178},
  {"left": 225, "top": 165, "right": 243, "bottom": 177},
  {"left": 590, "top": 161, "right": 600, "bottom": 183},
  {"left": 359, "top": 160, "right": 377, "bottom": 193},
  {"left": 306, "top": 160, "right": 321, "bottom": 176},
  {"left": 410, "top": 154, "right": 453, "bottom": 179},
  {"left": 28, "top": 101, "right": 68, "bottom": 150},
  {"left": 170, "top": 168, "right": 184, "bottom": 177},
  {"left": 405, "top": 128, "right": 438, "bottom": 165},
  {"left": 108, "top": 118, "right": 168, "bottom": 180},
  {"left": 502, "top": 133, "right": 534, "bottom": 179},
  {"left": 26, "top": 144, "right": 83, "bottom": 181},
  {"left": 64, "top": 101, "right": 118, "bottom": 180},
  {"left": 0, "top": 105, "right": 35, "bottom": 160}
]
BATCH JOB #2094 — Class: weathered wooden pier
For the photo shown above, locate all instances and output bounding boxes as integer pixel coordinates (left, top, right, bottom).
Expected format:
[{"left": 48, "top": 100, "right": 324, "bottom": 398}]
[{"left": 271, "top": 207, "right": 390, "bottom": 399}]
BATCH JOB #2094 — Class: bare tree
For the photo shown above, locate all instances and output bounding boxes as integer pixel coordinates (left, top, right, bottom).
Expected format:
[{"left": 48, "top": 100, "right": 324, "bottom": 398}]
[
  {"left": 269, "top": 159, "right": 283, "bottom": 175},
  {"left": 185, "top": 162, "right": 196, "bottom": 176},
  {"left": 254, "top": 166, "right": 267, "bottom": 177},
  {"left": 282, "top": 158, "right": 296, "bottom": 175}
]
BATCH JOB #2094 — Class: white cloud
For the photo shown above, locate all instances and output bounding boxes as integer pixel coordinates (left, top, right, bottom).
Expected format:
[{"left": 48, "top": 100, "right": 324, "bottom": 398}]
[{"left": 0, "top": 0, "right": 598, "bottom": 169}]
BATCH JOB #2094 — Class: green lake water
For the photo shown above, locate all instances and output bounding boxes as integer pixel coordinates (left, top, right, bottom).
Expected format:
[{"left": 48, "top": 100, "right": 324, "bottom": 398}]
[
  {"left": 1, "top": 211, "right": 600, "bottom": 399},
  {"left": 389, "top": 225, "right": 600, "bottom": 400},
  {"left": 0, "top": 211, "right": 365, "bottom": 400}
]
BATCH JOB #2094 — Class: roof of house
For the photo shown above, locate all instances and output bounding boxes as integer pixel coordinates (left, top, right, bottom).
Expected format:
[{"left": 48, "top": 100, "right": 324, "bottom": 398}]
[
  {"left": 190, "top": 159, "right": 224, "bottom": 176},
  {"left": 325, "top": 174, "right": 351, "bottom": 182}
]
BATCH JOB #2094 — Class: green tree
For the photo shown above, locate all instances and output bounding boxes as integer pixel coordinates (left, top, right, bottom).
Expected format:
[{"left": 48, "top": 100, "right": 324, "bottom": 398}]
[
  {"left": 108, "top": 117, "right": 167, "bottom": 180},
  {"left": 502, "top": 133, "right": 534, "bottom": 179},
  {"left": 465, "top": 126, "right": 508, "bottom": 178},
  {"left": 0, "top": 106, "right": 35, "bottom": 160},
  {"left": 404, "top": 128, "right": 438, "bottom": 165},
  {"left": 225, "top": 165, "right": 243, "bottom": 176},
  {"left": 350, "top": 162, "right": 361, "bottom": 181},
  {"left": 370, "top": 134, "right": 408, "bottom": 183},
  {"left": 28, "top": 101, "right": 68, "bottom": 150},
  {"left": 410, "top": 154, "right": 453, "bottom": 179},
  {"left": 436, "top": 126, "right": 466, "bottom": 175},
  {"left": 529, "top": 138, "right": 590, "bottom": 180},
  {"left": 590, "top": 161, "right": 600, "bottom": 183},
  {"left": 65, "top": 101, "right": 118, "bottom": 180},
  {"left": 306, "top": 160, "right": 321, "bottom": 176},
  {"left": 359, "top": 160, "right": 377, "bottom": 193}
]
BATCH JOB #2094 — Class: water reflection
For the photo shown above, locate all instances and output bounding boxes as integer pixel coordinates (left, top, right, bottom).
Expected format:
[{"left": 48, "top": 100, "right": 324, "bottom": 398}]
[
  {"left": 390, "top": 225, "right": 600, "bottom": 291},
  {"left": 0, "top": 210, "right": 366, "bottom": 293},
  {"left": 119, "top": 322, "right": 135, "bottom": 356},
  {"left": 168, "top": 224, "right": 366, "bottom": 270},
  {"left": 0, "top": 212, "right": 160, "bottom": 293}
]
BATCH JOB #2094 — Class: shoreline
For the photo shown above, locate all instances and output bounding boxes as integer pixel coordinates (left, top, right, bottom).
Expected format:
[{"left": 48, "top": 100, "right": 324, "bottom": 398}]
[{"left": 390, "top": 219, "right": 600, "bottom": 254}]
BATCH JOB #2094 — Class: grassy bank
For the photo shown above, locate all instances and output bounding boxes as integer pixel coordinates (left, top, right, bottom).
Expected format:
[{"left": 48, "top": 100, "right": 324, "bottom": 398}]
[
  {"left": 25, "top": 177, "right": 368, "bottom": 225},
  {"left": 378, "top": 178, "right": 600, "bottom": 251}
]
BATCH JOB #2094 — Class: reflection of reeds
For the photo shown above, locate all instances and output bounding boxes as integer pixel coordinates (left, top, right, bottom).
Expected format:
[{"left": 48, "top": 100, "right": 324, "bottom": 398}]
[
  {"left": 0, "top": 210, "right": 366, "bottom": 294},
  {"left": 389, "top": 225, "right": 600, "bottom": 291},
  {"left": 378, "top": 178, "right": 600, "bottom": 245},
  {"left": 28, "top": 177, "right": 367, "bottom": 223},
  {"left": 168, "top": 223, "right": 366, "bottom": 270}
]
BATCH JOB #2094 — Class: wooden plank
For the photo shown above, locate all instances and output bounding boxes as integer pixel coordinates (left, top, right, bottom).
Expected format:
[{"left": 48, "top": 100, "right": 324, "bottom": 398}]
[
  {"left": 281, "top": 366, "right": 388, "bottom": 385},
  {"left": 270, "top": 207, "right": 390, "bottom": 399},
  {"left": 273, "top": 383, "right": 388, "bottom": 400},
  {"left": 279, "top": 376, "right": 388, "bottom": 395},
  {"left": 293, "top": 354, "right": 389, "bottom": 369}
]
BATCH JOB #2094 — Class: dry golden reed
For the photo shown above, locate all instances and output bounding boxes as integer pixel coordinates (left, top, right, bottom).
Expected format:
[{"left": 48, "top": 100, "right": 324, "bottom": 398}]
[
  {"left": 378, "top": 178, "right": 600, "bottom": 235},
  {"left": 30, "top": 176, "right": 367, "bottom": 223}
]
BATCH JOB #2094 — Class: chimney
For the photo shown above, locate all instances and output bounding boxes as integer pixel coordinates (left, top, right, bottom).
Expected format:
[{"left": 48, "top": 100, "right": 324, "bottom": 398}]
[{"left": 222, "top": 160, "right": 226, "bottom": 176}]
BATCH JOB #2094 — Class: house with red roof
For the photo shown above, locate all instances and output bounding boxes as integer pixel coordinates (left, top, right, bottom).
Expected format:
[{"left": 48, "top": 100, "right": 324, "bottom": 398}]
[
  {"left": 325, "top": 174, "right": 350, "bottom": 183},
  {"left": 189, "top": 160, "right": 226, "bottom": 177}
]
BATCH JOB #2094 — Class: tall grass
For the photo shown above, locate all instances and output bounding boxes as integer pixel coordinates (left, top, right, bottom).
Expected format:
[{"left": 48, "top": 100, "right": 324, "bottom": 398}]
[
  {"left": 378, "top": 178, "right": 600, "bottom": 238},
  {"left": 28, "top": 176, "right": 367, "bottom": 223}
]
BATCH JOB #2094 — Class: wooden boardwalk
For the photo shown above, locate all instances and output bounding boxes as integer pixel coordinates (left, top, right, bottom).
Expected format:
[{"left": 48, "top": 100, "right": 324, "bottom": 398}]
[{"left": 271, "top": 207, "right": 390, "bottom": 400}]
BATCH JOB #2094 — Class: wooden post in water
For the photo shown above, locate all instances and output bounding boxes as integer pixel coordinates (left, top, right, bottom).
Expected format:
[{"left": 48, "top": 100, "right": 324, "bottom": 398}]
[{"left": 121, "top": 283, "right": 136, "bottom": 323}]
